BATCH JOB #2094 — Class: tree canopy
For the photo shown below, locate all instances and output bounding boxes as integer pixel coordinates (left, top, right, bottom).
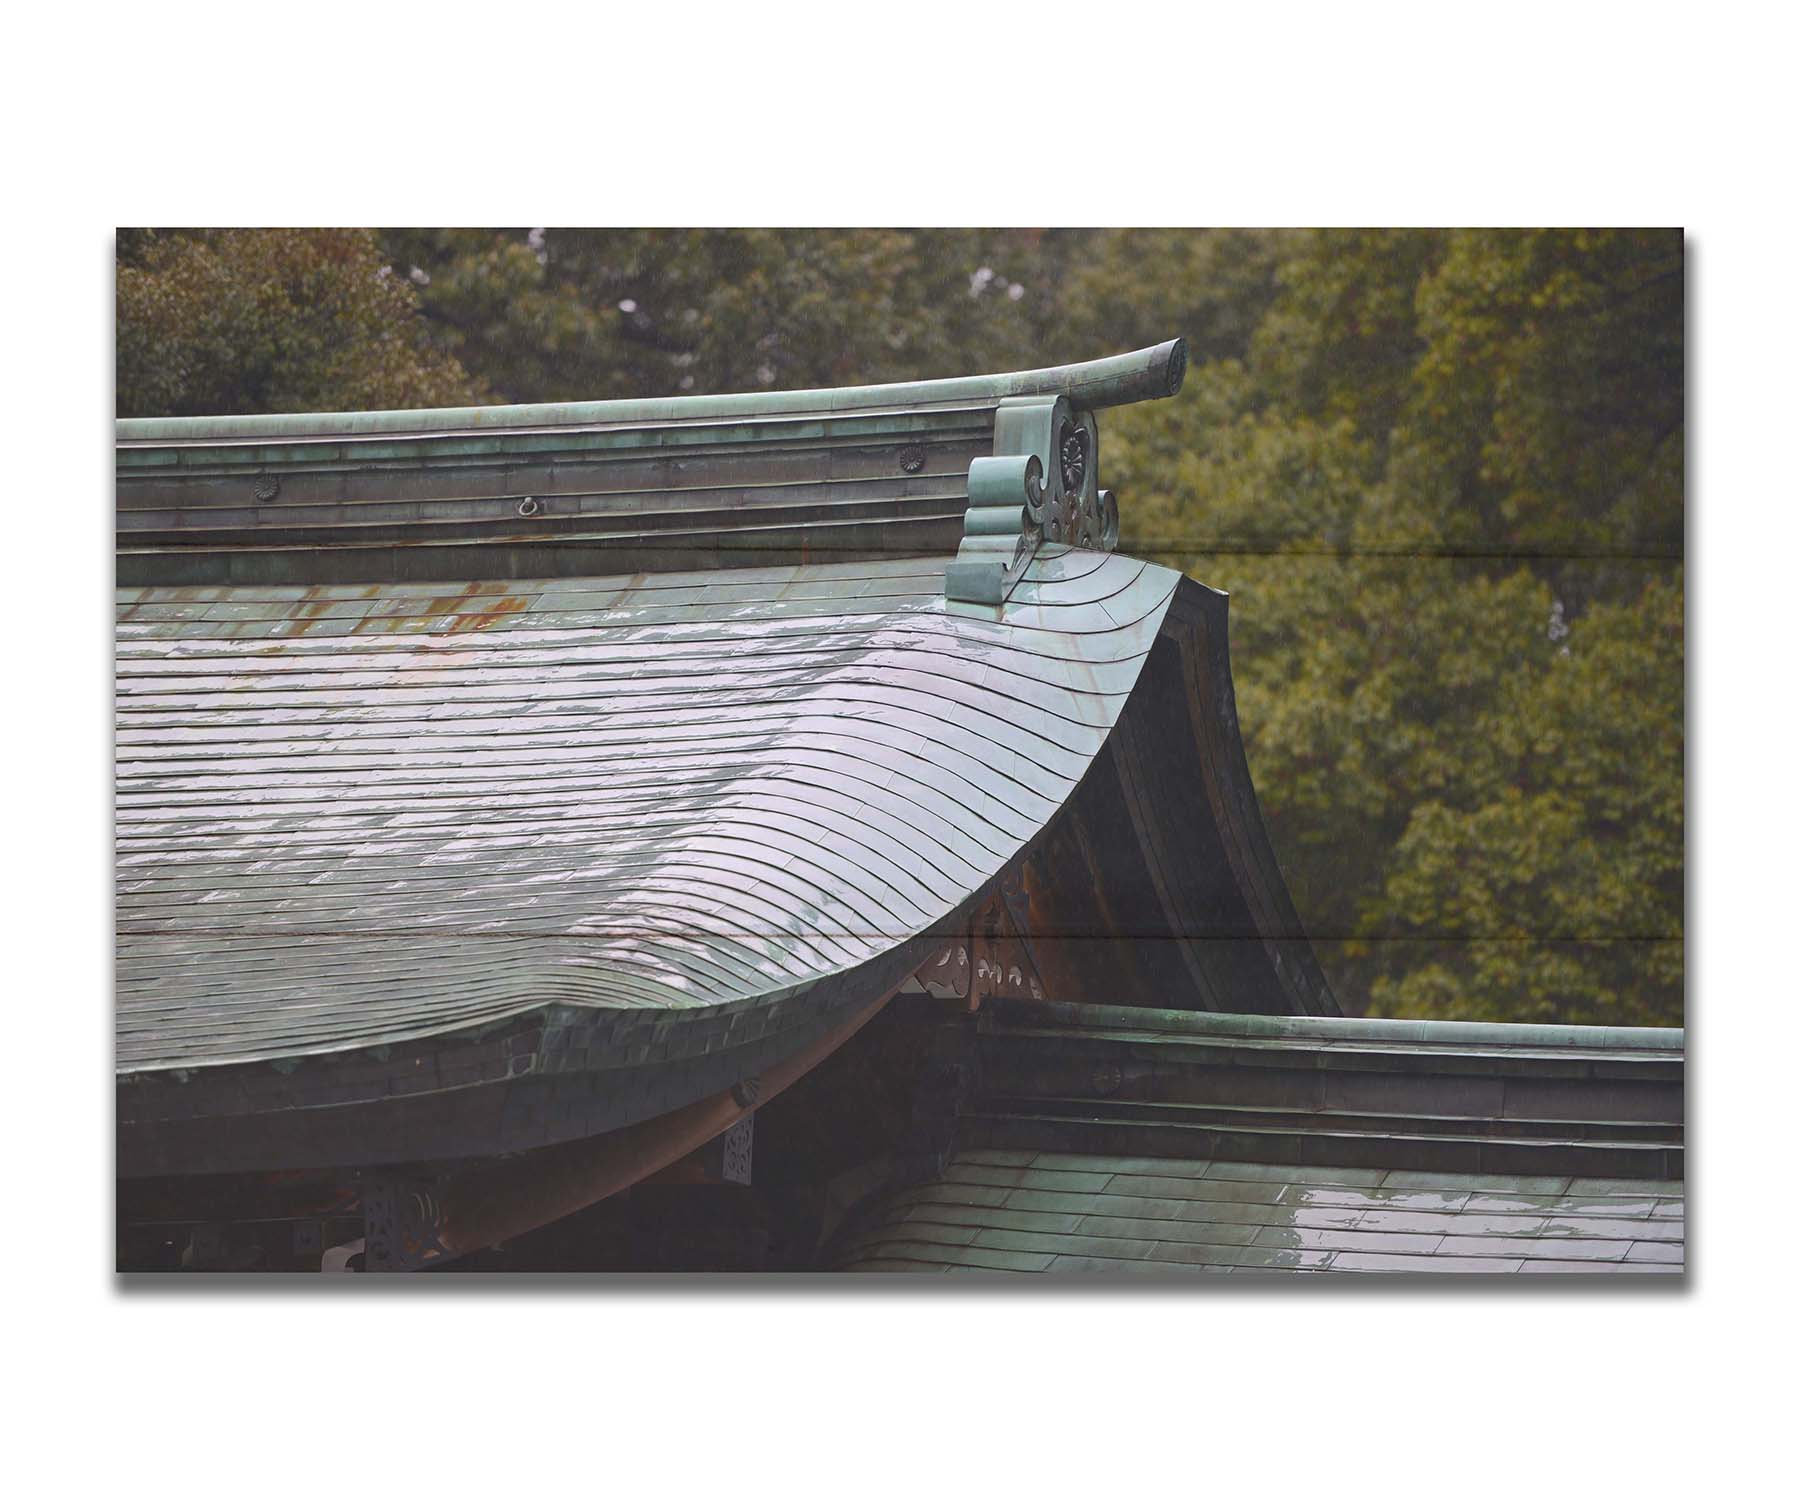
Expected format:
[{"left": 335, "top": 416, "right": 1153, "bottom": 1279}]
[
  {"left": 114, "top": 227, "right": 1684, "bottom": 1025},
  {"left": 116, "top": 229, "right": 480, "bottom": 416},
  {"left": 1101, "top": 228, "right": 1682, "bottom": 1025}
]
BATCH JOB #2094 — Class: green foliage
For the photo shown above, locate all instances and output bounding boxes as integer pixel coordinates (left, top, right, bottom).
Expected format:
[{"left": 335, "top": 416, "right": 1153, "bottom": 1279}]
[
  {"left": 1104, "top": 228, "right": 1683, "bottom": 1024},
  {"left": 1400, "top": 229, "right": 1683, "bottom": 561},
  {"left": 116, "top": 229, "right": 480, "bottom": 417},
  {"left": 112, "top": 227, "right": 1684, "bottom": 1023},
  {"left": 1370, "top": 572, "right": 1683, "bottom": 1024},
  {"left": 1058, "top": 228, "right": 1283, "bottom": 365},
  {"left": 376, "top": 229, "right": 1090, "bottom": 403}
]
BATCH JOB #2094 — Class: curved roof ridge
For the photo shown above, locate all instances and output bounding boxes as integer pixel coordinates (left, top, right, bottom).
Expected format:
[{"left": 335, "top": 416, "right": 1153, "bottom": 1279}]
[{"left": 117, "top": 339, "right": 1188, "bottom": 445}]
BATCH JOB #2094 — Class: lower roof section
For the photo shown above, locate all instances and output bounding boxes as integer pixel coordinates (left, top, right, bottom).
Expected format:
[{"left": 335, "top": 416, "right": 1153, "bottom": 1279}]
[
  {"left": 964, "top": 999, "right": 1683, "bottom": 1181},
  {"left": 836, "top": 999, "right": 1684, "bottom": 1274},
  {"left": 838, "top": 1149, "right": 1685, "bottom": 1275}
]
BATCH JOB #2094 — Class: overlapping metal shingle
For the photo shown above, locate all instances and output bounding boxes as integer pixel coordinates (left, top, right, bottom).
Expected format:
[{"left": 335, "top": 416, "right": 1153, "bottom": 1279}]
[
  {"left": 116, "top": 547, "right": 1180, "bottom": 1072},
  {"left": 840, "top": 1150, "right": 1686, "bottom": 1274}
]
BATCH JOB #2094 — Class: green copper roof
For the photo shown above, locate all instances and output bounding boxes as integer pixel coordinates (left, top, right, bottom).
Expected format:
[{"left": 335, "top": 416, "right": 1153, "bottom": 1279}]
[
  {"left": 113, "top": 341, "right": 1188, "bottom": 590},
  {"left": 962, "top": 996, "right": 1683, "bottom": 1178},
  {"left": 116, "top": 339, "right": 1188, "bottom": 445},
  {"left": 990, "top": 998, "right": 1684, "bottom": 1055},
  {"left": 116, "top": 548, "right": 1184, "bottom": 1075},
  {"left": 839, "top": 1149, "right": 1684, "bottom": 1275},
  {"left": 114, "top": 337, "right": 1355, "bottom": 1183},
  {"left": 838, "top": 997, "right": 1684, "bottom": 1274}
]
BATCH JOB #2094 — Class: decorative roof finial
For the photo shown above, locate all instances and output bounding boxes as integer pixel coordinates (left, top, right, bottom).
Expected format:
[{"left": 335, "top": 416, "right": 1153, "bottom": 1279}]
[{"left": 945, "top": 393, "right": 1116, "bottom": 608}]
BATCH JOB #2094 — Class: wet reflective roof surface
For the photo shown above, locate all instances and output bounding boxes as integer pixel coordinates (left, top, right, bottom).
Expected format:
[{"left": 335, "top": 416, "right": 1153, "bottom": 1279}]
[
  {"left": 840, "top": 1149, "right": 1685, "bottom": 1274},
  {"left": 116, "top": 548, "right": 1181, "bottom": 1072}
]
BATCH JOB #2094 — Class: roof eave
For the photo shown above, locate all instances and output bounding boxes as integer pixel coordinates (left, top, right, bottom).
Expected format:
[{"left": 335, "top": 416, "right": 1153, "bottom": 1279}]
[{"left": 115, "top": 339, "right": 1188, "bottom": 447}]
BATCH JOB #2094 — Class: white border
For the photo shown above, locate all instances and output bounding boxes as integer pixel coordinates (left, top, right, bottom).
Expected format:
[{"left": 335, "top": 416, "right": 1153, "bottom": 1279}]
[{"left": 9, "top": 4, "right": 1791, "bottom": 1493}]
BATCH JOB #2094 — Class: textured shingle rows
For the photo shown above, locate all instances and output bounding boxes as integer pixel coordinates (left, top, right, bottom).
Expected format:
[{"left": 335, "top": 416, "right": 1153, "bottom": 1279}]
[
  {"left": 116, "top": 549, "right": 1180, "bottom": 1072},
  {"left": 840, "top": 1149, "right": 1685, "bottom": 1274}
]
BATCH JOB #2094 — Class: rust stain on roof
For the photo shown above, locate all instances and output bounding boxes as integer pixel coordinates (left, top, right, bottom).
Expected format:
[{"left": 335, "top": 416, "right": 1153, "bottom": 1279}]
[{"left": 441, "top": 592, "right": 530, "bottom": 632}]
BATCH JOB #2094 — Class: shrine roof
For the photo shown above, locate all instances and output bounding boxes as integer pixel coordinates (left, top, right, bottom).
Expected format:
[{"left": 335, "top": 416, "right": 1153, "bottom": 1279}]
[
  {"left": 116, "top": 549, "right": 1183, "bottom": 1075},
  {"left": 115, "top": 341, "right": 1187, "bottom": 589},
  {"left": 839, "top": 1000, "right": 1684, "bottom": 1276}
]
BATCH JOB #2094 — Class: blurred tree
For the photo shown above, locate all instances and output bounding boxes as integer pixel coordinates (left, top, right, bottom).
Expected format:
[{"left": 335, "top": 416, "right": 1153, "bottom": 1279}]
[
  {"left": 1373, "top": 573, "right": 1683, "bottom": 1023},
  {"left": 1061, "top": 229, "right": 1283, "bottom": 364},
  {"left": 377, "top": 228, "right": 1093, "bottom": 403},
  {"left": 116, "top": 229, "right": 480, "bottom": 417},
  {"left": 1392, "top": 228, "right": 1684, "bottom": 604},
  {"left": 1105, "top": 228, "right": 1682, "bottom": 1023}
]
